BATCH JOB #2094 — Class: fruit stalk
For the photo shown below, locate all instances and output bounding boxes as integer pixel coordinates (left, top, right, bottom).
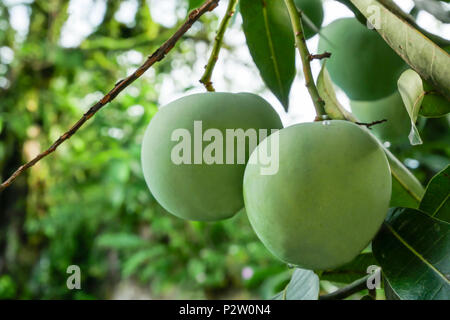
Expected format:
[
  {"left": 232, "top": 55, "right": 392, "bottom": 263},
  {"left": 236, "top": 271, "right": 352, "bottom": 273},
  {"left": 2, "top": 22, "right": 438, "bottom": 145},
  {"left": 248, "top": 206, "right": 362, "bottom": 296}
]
[
  {"left": 283, "top": 0, "right": 327, "bottom": 119},
  {"left": 200, "top": 0, "right": 239, "bottom": 92},
  {"left": 0, "top": 0, "right": 220, "bottom": 192}
]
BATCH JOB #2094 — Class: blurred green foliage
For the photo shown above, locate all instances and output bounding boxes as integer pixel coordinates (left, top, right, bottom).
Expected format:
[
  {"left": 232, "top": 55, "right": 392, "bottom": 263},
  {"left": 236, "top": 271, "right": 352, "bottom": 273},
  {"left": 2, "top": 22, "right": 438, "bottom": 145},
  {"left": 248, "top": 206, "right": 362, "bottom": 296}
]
[
  {"left": 0, "top": 0, "right": 448, "bottom": 300},
  {"left": 0, "top": 0, "right": 286, "bottom": 299}
]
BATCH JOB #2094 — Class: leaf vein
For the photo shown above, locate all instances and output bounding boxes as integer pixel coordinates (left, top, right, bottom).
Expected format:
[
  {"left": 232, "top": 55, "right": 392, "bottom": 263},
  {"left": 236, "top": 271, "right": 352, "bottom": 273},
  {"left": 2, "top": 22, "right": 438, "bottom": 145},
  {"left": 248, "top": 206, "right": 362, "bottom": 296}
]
[
  {"left": 261, "top": 1, "right": 285, "bottom": 100},
  {"left": 385, "top": 223, "right": 449, "bottom": 284}
]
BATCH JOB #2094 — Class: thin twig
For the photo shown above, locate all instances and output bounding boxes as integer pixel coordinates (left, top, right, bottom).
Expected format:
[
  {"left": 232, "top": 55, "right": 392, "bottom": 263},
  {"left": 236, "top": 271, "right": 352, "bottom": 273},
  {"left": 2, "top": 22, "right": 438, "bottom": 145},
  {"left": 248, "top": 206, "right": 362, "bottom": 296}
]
[
  {"left": 200, "top": 0, "right": 238, "bottom": 91},
  {"left": 319, "top": 275, "right": 370, "bottom": 300},
  {"left": 283, "top": 0, "right": 327, "bottom": 120},
  {"left": 308, "top": 52, "right": 331, "bottom": 61},
  {"left": 0, "top": 0, "right": 220, "bottom": 192},
  {"left": 355, "top": 119, "right": 388, "bottom": 129}
]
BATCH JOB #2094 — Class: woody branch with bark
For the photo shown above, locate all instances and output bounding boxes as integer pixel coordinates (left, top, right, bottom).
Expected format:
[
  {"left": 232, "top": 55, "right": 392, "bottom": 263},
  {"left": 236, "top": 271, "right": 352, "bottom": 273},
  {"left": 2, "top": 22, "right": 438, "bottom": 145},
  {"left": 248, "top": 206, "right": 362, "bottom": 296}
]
[{"left": 0, "top": 0, "right": 220, "bottom": 192}]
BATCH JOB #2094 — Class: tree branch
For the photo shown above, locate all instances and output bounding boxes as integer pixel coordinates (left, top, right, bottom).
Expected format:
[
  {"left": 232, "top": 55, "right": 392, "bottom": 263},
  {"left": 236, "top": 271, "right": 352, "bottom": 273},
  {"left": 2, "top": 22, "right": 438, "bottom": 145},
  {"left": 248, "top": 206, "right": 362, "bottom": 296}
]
[
  {"left": 0, "top": 0, "right": 220, "bottom": 192},
  {"left": 319, "top": 275, "right": 370, "bottom": 300},
  {"left": 355, "top": 119, "right": 388, "bottom": 129},
  {"left": 200, "top": 0, "right": 238, "bottom": 91},
  {"left": 283, "top": 0, "right": 327, "bottom": 120},
  {"left": 309, "top": 52, "right": 332, "bottom": 61}
]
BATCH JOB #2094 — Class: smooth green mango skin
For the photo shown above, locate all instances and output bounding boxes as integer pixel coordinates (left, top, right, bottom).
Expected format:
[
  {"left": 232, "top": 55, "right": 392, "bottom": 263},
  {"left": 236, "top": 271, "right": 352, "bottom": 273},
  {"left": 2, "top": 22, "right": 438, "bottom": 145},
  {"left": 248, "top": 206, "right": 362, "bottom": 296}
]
[
  {"left": 141, "top": 92, "right": 282, "bottom": 222},
  {"left": 318, "top": 18, "right": 406, "bottom": 101},
  {"left": 351, "top": 91, "right": 411, "bottom": 144},
  {"left": 420, "top": 81, "right": 450, "bottom": 118},
  {"left": 243, "top": 121, "right": 391, "bottom": 270},
  {"left": 294, "top": 0, "right": 324, "bottom": 39}
]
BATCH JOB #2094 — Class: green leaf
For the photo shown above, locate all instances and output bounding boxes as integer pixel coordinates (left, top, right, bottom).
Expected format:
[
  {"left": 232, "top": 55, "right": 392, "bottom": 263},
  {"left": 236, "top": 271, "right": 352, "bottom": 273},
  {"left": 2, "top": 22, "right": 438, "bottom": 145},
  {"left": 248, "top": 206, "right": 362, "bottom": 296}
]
[
  {"left": 390, "top": 175, "right": 421, "bottom": 209},
  {"left": 321, "top": 252, "right": 378, "bottom": 284},
  {"left": 240, "top": 0, "right": 295, "bottom": 110},
  {"left": 420, "top": 165, "right": 450, "bottom": 223},
  {"left": 263, "top": 270, "right": 291, "bottom": 299},
  {"left": 384, "top": 146, "right": 424, "bottom": 208},
  {"left": 350, "top": 0, "right": 450, "bottom": 100},
  {"left": 397, "top": 69, "right": 424, "bottom": 145},
  {"left": 373, "top": 208, "right": 450, "bottom": 300},
  {"left": 316, "top": 64, "right": 351, "bottom": 120},
  {"left": 272, "top": 291, "right": 284, "bottom": 300},
  {"left": 383, "top": 276, "right": 400, "bottom": 300},
  {"left": 293, "top": 0, "right": 324, "bottom": 39},
  {"left": 188, "top": 0, "right": 204, "bottom": 11},
  {"left": 273, "top": 268, "right": 319, "bottom": 300}
]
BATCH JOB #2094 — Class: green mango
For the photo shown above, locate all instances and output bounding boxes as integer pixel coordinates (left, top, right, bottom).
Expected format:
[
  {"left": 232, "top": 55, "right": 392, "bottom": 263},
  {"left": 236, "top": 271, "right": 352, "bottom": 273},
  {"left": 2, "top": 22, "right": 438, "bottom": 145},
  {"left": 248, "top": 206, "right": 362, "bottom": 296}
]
[
  {"left": 351, "top": 91, "right": 411, "bottom": 144},
  {"left": 318, "top": 18, "right": 406, "bottom": 101},
  {"left": 420, "top": 80, "right": 450, "bottom": 118},
  {"left": 243, "top": 120, "right": 391, "bottom": 270},
  {"left": 294, "top": 0, "right": 324, "bottom": 39},
  {"left": 141, "top": 92, "right": 282, "bottom": 221}
]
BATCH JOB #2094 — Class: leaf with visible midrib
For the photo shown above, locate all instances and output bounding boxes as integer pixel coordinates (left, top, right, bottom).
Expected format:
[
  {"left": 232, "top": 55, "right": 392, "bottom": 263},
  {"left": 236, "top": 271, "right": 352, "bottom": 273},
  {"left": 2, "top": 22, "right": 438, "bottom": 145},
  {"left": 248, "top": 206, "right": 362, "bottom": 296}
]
[
  {"left": 383, "top": 277, "right": 400, "bottom": 300},
  {"left": 240, "top": 0, "right": 295, "bottom": 110},
  {"left": 373, "top": 208, "right": 450, "bottom": 300},
  {"left": 420, "top": 165, "right": 450, "bottom": 223},
  {"left": 350, "top": 0, "right": 450, "bottom": 100}
]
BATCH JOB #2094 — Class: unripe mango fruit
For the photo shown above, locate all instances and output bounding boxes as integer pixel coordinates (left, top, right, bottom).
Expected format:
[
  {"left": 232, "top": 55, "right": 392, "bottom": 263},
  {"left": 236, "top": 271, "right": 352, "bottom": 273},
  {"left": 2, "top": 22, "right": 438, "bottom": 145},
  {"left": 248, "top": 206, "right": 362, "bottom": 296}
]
[
  {"left": 318, "top": 18, "right": 406, "bottom": 101},
  {"left": 141, "top": 92, "right": 282, "bottom": 221},
  {"left": 294, "top": 0, "right": 324, "bottom": 39},
  {"left": 351, "top": 91, "right": 411, "bottom": 144},
  {"left": 243, "top": 120, "right": 391, "bottom": 270},
  {"left": 420, "top": 80, "right": 450, "bottom": 118}
]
